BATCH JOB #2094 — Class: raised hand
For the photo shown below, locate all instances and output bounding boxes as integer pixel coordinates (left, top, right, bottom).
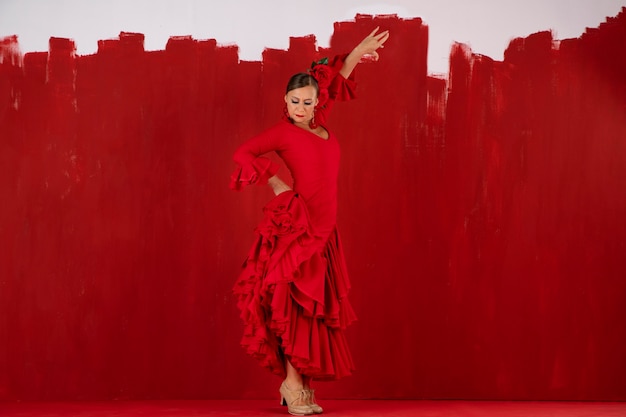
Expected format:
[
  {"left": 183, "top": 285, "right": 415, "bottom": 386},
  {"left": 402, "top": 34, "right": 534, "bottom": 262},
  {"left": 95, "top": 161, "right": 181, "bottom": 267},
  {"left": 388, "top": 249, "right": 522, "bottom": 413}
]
[
  {"left": 339, "top": 26, "right": 390, "bottom": 78},
  {"left": 355, "top": 27, "right": 390, "bottom": 62}
]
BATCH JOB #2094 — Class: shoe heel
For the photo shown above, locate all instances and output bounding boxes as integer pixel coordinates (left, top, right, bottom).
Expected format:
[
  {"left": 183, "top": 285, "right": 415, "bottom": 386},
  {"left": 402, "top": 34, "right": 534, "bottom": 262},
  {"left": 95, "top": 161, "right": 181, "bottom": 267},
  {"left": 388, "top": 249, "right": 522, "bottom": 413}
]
[{"left": 279, "top": 381, "right": 313, "bottom": 415}]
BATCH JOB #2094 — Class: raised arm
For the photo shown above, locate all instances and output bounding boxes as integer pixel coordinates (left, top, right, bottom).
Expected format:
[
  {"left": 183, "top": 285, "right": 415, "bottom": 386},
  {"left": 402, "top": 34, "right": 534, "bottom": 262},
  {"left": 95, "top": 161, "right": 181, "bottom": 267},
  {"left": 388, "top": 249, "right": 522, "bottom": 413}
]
[{"left": 338, "top": 27, "right": 390, "bottom": 79}]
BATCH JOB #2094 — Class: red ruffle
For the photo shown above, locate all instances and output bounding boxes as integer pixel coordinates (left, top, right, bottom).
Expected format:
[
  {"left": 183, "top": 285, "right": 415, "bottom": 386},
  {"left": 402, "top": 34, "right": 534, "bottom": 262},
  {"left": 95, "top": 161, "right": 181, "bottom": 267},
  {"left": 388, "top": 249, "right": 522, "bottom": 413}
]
[
  {"left": 329, "top": 75, "right": 357, "bottom": 102},
  {"left": 314, "top": 54, "right": 357, "bottom": 126},
  {"left": 233, "top": 191, "right": 356, "bottom": 380},
  {"left": 328, "top": 54, "right": 357, "bottom": 102},
  {"left": 229, "top": 156, "right": 279, "bottom": 191}
]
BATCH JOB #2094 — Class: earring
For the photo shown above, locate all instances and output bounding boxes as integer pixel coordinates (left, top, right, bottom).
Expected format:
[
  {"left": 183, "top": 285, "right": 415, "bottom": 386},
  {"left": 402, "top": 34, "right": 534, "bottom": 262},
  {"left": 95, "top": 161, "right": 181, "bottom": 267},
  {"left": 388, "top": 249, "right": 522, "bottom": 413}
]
[{"left": 283, "top": 105, "right": 291, "bottom": 121}]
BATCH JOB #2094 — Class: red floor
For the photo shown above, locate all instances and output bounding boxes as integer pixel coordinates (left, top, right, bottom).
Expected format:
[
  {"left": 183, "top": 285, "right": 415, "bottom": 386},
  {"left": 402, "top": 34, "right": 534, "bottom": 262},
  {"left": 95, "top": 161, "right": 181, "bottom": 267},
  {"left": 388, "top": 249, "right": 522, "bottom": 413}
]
[{"left": 1, "top": 400, "right": 625, "bottom": 416}]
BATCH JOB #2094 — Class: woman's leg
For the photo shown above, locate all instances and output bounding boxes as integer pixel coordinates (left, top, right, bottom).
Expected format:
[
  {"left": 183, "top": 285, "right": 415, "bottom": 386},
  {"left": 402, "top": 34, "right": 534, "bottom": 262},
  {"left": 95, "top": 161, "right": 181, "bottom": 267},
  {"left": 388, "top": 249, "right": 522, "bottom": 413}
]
[
  {"left": 281, "top": 359, "right": 311, "bottom": 412},
  {"left": 285, "top": 359, "right": 304, "bottom": 390},
  {"left": 282, "top": 357, "right": 322, "bottom": 413},
  {"left": 302, "top": 375, "right": 323, "bottom": 413}
]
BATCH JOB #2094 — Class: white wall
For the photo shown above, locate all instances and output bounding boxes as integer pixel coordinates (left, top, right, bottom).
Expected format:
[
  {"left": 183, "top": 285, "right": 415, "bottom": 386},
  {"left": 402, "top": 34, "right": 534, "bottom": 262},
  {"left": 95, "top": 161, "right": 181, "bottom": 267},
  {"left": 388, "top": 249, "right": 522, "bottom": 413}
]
[{"left": 1, "top": 0, "right": 624, "bottom": 74}]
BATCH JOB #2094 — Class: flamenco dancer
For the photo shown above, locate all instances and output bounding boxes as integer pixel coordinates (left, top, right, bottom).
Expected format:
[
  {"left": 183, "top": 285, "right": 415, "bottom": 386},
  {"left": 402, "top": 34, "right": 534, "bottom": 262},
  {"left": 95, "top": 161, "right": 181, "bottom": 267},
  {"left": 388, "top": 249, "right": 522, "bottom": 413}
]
[{"left": 230, "top": 27, "right": 389, "bottom": 415}]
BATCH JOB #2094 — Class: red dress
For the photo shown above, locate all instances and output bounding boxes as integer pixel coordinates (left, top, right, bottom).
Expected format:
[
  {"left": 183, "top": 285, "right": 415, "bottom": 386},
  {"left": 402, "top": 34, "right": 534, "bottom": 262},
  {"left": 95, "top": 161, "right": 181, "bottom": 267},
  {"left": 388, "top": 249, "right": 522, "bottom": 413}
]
[{"left": 230, "top": 59, "right": 357, "bottom": 380}]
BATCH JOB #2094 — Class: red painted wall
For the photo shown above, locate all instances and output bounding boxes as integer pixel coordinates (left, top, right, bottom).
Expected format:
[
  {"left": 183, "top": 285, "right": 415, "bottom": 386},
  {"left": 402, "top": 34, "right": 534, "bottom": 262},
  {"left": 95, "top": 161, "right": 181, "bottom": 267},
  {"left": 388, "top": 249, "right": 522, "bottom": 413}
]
[{"left": 1, "top": 11, "right": 625, "bottom": 401}]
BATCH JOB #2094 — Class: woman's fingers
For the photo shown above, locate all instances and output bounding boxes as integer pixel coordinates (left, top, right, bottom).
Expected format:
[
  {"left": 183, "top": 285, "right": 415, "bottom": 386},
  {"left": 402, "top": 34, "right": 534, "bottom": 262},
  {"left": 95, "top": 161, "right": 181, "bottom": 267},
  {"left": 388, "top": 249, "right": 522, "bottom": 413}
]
[
  {"left": 375, "top": 30, "right": 389, "bottom": 38},
  {"left": 375, "top": 31, "right": 390, "bottom": 44},
  {"left": 359, "top": 27, "right": 390, "bottom": 58},
  {"left": 368, "top": 26, "right": 380, "bottom": 37},
  {"left": 368, "top": 29, "right": 390, "bottom": 50}
]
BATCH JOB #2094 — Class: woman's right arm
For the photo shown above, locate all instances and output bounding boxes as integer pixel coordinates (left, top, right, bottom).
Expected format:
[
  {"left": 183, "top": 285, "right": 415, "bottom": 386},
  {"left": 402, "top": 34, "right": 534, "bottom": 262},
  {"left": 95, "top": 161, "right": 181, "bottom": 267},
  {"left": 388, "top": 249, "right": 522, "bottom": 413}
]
[
  {"left": 267, "top": 175, "right": 292, "bottom": 195},
  {"left": 230, "top": 125, "right": 290, "bottom": 193},
  {"left": 232, "top": 127, "right": 276, "bottom": 166}
]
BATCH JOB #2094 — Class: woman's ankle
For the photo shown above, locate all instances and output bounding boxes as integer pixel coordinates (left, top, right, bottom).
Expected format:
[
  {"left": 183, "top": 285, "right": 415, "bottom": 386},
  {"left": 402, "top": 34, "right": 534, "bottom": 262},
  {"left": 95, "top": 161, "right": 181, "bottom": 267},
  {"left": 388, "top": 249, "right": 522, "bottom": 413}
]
[{"left": 283, "top": 378, "right": 304, "bottom": 390}]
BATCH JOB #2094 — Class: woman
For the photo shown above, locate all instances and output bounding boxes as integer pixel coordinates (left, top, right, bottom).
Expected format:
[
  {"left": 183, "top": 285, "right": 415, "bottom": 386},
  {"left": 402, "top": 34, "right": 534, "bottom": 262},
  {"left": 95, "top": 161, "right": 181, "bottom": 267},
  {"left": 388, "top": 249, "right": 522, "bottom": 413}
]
[{"left": 230, "top": 27, "right": 389, "bottom": 415}]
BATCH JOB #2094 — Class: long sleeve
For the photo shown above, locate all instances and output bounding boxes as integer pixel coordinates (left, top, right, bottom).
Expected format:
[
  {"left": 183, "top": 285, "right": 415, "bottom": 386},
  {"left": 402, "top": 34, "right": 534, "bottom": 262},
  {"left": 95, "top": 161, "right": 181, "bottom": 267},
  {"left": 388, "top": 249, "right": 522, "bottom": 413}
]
[
  {"left": 229, "top": 124, "right": 284, "bottom": 191},
  {"left": 315, "top": 54, "right": 357, "bottom": 126}
]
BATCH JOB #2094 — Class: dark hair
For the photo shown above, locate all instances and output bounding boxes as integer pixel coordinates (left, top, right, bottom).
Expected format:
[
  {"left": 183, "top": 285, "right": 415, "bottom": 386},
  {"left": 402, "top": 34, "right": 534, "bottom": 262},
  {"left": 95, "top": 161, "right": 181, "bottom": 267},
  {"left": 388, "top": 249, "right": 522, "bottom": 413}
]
[{"left": 285, "top": 73, "right": 319, "bottom": 96}]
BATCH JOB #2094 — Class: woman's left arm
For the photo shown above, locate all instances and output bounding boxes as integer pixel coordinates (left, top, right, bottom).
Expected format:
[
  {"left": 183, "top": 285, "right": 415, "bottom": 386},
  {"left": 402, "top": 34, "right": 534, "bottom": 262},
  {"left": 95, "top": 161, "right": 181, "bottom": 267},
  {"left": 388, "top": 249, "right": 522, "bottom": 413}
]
[{"left": 339, "top": 27, "right": 390, "bottom": 79}]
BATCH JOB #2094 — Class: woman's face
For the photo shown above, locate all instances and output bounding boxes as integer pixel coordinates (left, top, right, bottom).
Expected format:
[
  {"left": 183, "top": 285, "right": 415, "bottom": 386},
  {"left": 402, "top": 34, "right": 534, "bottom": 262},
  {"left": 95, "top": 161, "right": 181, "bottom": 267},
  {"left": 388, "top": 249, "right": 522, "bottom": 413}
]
[{"left": 285, "top": 86, "right": 318, "bottom": 125}]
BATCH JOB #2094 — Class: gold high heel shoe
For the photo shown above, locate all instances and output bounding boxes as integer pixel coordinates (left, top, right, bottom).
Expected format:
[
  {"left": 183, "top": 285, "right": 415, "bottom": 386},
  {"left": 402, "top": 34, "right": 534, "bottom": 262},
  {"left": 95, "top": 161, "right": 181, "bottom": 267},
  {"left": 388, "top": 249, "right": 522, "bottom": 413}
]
[
  {"left": 279, "top": 381, "right": 313, "bottom": 416},
  {"left": 306, "top": 389, "right": 323, "bottom": 414}
]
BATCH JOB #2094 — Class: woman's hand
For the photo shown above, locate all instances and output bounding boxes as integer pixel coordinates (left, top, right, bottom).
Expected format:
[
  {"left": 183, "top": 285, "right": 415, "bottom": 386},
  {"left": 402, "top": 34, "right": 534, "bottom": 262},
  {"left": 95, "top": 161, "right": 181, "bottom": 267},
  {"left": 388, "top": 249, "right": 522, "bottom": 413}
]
[
  {"left": 340, "top": 27, "right": 390, "bottom": 79},
  {"left": 354, "top": 27, "right": 390, "bottom": 62},
  {"left": 268, "top": 175, "right": 292, "bottom": 196}
]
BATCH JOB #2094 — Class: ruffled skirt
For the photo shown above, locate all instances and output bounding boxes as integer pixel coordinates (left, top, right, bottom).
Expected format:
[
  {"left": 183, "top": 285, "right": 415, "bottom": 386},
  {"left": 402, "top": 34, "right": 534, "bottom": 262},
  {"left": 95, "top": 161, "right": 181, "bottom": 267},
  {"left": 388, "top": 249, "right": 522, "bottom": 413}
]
[{"left": 233, "top": 191, "right": 356, "bottom": 380}]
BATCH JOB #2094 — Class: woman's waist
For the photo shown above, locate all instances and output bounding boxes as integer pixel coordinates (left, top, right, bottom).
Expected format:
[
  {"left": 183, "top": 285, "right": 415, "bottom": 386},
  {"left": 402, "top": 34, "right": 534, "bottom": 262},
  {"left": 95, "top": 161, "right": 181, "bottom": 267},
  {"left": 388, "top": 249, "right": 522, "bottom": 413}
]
[{"left": 293, "top": 193, "right": 337, "bottom": 232}]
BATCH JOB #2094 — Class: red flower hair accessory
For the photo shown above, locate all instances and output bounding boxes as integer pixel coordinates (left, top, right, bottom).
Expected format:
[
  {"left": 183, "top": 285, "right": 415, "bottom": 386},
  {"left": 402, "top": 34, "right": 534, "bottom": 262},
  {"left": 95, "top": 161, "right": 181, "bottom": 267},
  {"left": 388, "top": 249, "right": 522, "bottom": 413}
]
[{"left": 309, "top": 57, "right": 334, "bottom": 108}]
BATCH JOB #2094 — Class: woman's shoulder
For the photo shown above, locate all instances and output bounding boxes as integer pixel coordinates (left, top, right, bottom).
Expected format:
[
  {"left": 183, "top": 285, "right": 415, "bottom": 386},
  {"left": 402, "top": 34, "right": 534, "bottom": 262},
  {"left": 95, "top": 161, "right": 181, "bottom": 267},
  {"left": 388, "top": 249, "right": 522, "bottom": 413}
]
[
  {"left": 264, "top": 119, "right": 294, "bottom": 134},
  {"left": 251, "top": 119, "right": 292, "bottom": 140}
]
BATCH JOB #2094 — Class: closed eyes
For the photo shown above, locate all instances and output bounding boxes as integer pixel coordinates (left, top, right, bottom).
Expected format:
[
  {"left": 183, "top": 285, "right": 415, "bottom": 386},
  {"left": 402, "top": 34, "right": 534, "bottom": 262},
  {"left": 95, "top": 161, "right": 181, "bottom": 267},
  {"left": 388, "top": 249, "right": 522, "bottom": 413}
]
[{"left": 291, "top": 99, "right": 314, "bottom": 105}]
